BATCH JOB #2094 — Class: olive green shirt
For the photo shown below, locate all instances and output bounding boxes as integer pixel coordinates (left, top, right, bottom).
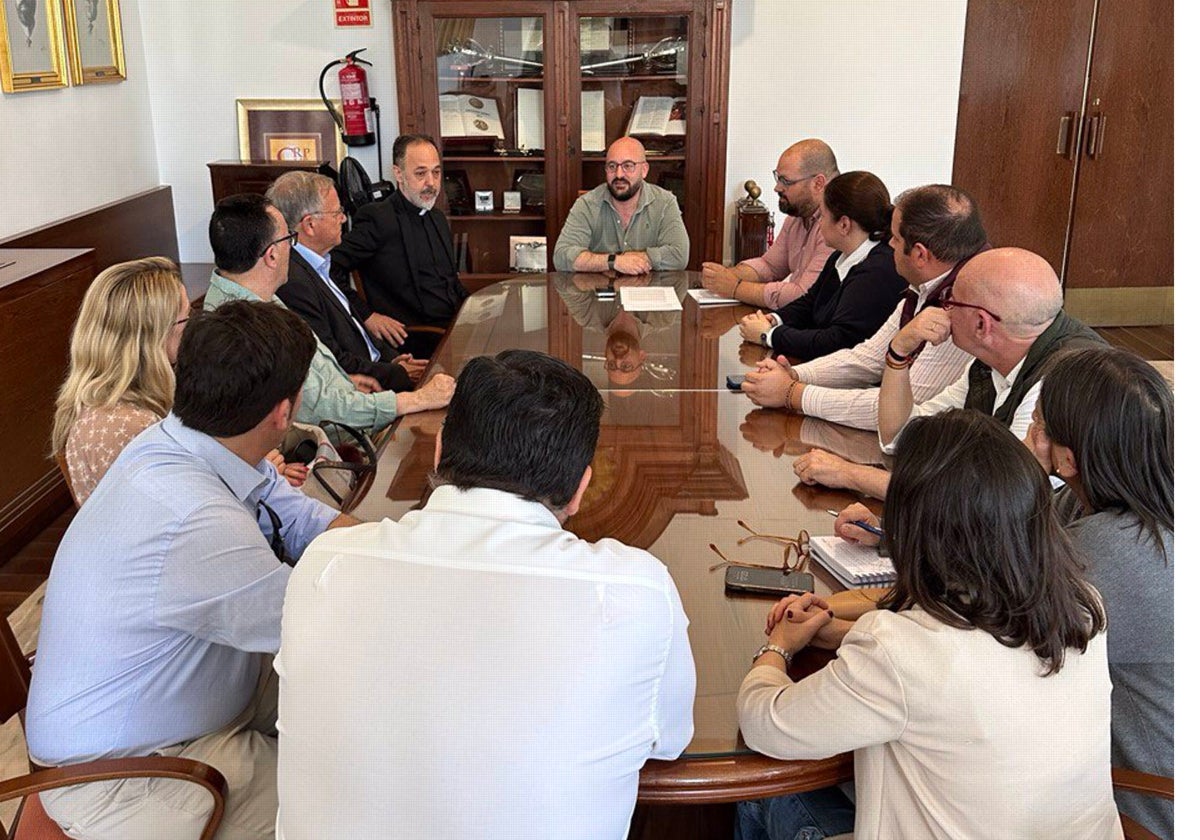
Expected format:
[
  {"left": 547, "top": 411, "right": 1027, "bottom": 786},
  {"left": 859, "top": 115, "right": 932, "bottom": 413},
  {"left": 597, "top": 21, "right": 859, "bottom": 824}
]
[
  {"left": 204, "top": 272, "right": 397, "bottom": 432},
  {"left": 552, "top": 182, "right": 689, "bottom": 271}
]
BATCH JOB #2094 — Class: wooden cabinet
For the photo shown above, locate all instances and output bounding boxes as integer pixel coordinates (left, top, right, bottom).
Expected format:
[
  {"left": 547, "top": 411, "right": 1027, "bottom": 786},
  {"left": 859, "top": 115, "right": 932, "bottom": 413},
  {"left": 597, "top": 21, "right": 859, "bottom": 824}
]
[
  {"left": 208, "top": 159, "right": 338, "bottom": 205},
  {"left": 391, "top": 0, "right": 731, "bottom": 282},
  {"left": 951, "top": 0, "right": 1171, "bottom": 325}
]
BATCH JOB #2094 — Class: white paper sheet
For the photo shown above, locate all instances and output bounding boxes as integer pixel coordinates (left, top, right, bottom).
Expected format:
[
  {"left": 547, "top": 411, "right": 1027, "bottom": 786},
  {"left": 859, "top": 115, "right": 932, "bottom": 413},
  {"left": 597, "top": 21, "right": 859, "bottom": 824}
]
[
  {"left": 581, "top": 90, "right": 606, "bottom": 153},
  {"left": 516, "top": 87, "right": 545, "bottom": 149},
  {"left": 687, "top": 288, "right": 740, "bottom": 306},
  {"left": 619, "top": 286, "right": 683, "bottom": 312}
]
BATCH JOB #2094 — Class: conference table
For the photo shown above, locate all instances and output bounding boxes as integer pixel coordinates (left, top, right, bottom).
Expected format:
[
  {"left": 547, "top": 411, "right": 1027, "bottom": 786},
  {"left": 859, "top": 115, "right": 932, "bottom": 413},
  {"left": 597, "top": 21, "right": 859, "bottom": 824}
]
[{"left": 344, "top": 271, "right": 890, "bottom": 807}]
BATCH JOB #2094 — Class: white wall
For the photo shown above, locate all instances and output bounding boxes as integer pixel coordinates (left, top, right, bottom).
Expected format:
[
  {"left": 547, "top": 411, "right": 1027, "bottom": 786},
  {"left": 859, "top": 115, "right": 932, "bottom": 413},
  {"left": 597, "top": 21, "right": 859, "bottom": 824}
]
[
  {"left": 0, "top": 0, "right": 158, "bottom": 240},
  {"left": 137, "top": 0, "right": 401, "bottom": 261},
  {"left": 723, "top": 0, "right": 968, "bottom": 260}
]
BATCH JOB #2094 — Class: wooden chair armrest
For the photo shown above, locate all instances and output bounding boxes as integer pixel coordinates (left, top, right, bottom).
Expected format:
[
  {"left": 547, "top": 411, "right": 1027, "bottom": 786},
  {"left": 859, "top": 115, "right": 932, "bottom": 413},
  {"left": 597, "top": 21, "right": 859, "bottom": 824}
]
[
  {"left": 1112, "top": 767, "right": 1173, "bottom": 800},
  {"left": 0, "top": 757, "right": 227, "bottom": 840}
]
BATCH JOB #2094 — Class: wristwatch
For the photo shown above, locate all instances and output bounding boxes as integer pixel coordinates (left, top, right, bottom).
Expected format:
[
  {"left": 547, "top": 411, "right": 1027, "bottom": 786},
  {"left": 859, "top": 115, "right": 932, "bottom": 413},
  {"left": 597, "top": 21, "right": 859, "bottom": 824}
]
[
  {"left": 608, "top": 253, "right": 618, "bottom": 271},
  {"left": 753, "top": 643, "right": 793, "bottom": 667}
]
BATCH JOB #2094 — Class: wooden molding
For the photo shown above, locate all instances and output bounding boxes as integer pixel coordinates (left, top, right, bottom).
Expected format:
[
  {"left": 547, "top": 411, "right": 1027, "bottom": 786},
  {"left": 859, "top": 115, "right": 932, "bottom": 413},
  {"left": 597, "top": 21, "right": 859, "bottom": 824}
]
[{"left": 1064, "top": 286, "right": 1173, "bottom": 326}]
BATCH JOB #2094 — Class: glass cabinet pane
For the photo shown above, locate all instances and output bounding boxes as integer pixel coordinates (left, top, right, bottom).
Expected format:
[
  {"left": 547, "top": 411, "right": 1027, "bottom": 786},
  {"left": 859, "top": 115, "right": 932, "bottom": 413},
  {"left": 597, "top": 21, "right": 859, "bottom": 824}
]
[
  {"left": 432, "top": 16, "right": 547, "bottom": 276},
  {"left": 579, "top": 15, "right": 689, "bottom": 210}
]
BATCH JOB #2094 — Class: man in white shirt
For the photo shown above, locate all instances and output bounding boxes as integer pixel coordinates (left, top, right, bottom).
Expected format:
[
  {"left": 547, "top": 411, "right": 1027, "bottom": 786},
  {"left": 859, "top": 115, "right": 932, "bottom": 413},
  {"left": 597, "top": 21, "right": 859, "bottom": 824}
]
[
  {"left": 794, "top": 247, "right": 1104, "bottom": 499},
  {"left": 275, "top": 349, "right": 696, "bottom": 840},
  {"left": 742, "top": 184, "right": 985, "bottom": 430}
]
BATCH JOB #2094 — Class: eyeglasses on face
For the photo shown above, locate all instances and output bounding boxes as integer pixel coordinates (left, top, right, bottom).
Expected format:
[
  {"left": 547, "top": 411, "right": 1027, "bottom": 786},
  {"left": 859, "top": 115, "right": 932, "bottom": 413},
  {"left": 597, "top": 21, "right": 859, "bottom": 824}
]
[
  {"left": 260, "top": 230, "right": 298, "bottom": 258},
  {"left": 940, "top": 288, "right": 1003, "bottom": 322},
  {"left": 603, "top": 358, "right": 644, "bottom": 373},
  {"left": 605, "top": 160, "right": 645, "bottom": 174},
  {"left": 772, "top": 170, "right": 817, "bottom": 188},
  {"left": 308, "top": 207, "right": 348, "bottom": 220},
  {"left": 708, "top": 520, "right": 812, "bottom": 575}
]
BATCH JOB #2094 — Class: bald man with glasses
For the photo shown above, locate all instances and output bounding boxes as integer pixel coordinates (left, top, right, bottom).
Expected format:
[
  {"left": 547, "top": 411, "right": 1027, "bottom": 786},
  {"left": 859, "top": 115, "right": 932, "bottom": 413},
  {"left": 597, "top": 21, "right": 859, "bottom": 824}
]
[
  {"left": 701, "top": 139, "right": 839, "bottom": 308},
  {"left": 552, "top": 136, "right": 689, "bottom": 274}
]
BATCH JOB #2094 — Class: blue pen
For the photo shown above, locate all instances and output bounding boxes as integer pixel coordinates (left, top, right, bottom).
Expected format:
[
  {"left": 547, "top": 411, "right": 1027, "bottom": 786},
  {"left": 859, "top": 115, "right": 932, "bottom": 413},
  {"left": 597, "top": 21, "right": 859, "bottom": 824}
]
[{"left": 826, "top": 509, "right": 885, "bottom": 538}]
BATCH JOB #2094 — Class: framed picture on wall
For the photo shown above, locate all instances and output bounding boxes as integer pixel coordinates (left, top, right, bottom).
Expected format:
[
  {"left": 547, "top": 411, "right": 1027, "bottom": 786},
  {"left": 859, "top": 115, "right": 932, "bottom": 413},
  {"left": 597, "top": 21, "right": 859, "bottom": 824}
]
[
  {"left": 237, "top": 99, "right": 348, "bottom": 163},
  {"left": 62, "top": 0, "right": 125, "bottom": 84},
  {"left": 0, "top": 0, "right": 69, "bottom": 92}
]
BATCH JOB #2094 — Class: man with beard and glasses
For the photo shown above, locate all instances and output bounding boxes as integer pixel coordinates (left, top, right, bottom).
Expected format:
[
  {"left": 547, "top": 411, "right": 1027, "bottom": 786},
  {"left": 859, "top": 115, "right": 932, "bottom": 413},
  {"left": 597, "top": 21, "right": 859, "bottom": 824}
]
[
  {"left": 553, "top": 136, "right": 689, "bottom": 274},
  {"left": 701, "top": 139, "right": 839, "bottom": 308},
  {"left": 331, "top": 134, "right": 469, "bottom": 358}
]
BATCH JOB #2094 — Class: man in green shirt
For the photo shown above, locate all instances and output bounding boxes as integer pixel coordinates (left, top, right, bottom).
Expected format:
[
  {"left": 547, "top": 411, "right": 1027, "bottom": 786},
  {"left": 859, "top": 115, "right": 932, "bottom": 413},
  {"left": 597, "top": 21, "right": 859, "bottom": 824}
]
[
  {"left": 552, "top": 137, "right": 689, "bottom": 274},
  {"left": 205, "top": 194, "right": 454, "bottom": 432}
]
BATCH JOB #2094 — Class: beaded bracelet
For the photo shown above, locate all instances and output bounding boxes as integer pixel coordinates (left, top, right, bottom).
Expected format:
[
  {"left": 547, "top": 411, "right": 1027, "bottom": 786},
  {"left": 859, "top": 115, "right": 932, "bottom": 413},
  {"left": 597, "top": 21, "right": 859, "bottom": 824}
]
[
  {"left": 786, "top": 380, "right": 801, "bottom": 411},
  {"left": 885, "top": 354, "right": 913, "bottom": 370}
]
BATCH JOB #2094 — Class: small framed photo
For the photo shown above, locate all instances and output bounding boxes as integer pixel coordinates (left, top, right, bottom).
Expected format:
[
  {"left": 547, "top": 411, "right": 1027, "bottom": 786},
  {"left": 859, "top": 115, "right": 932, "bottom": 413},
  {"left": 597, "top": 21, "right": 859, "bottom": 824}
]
[
  {"left": 0, "top": 0, "right": 69, "bottom": 92},
  {"left": 502, "top": 190, "right": 522, "bottom": 213},
  {"left": 62, "top": 0, "right": 125, "bottom": 84},
  {"left": 474, "top": 190, "right": 495, "bottom": 213},
  {"left": 237, "top": 99, "right": 347, "bottom": 163}
]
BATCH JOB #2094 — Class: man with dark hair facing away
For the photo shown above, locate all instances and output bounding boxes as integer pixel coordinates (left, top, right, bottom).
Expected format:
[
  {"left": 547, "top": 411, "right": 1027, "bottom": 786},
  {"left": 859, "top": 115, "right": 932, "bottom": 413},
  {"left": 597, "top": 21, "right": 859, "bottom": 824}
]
[
  {"left": 331, "top": 133, "right": 469, "bottom": 358},
  {"left": 27, "top": 301, "right": 360, "bottom": 840},
  {"left": 276, "top": 349, "right": 697, "bottom": 840}
]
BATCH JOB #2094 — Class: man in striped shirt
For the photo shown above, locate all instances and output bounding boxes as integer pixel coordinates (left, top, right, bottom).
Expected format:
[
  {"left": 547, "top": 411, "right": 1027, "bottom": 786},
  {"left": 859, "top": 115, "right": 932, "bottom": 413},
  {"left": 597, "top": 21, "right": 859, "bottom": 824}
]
[{"left": 741, "top": 184, "right": 987, "bottom": 430}]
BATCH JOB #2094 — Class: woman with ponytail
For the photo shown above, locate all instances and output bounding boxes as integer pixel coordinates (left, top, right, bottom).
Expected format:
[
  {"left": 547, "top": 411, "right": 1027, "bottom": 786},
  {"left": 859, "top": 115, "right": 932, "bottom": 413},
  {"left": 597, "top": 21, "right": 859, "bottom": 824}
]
[{"left": 739, "top": 171, "right": 906, "bottom": 360}]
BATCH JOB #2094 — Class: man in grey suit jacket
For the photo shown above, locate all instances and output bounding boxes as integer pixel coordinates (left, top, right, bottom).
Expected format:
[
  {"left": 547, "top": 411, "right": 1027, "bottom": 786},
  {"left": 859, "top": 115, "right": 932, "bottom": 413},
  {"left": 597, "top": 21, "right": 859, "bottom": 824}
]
[{"left": 267, "top": 171, "right": 425, "bottom": 392}]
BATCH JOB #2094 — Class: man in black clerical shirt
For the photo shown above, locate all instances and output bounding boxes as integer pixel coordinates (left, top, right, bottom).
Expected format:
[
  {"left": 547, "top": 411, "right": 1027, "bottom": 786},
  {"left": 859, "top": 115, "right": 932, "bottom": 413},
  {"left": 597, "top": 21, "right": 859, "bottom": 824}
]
[{"left": 331, "top": 134, "right": 469, "bottom": 359}]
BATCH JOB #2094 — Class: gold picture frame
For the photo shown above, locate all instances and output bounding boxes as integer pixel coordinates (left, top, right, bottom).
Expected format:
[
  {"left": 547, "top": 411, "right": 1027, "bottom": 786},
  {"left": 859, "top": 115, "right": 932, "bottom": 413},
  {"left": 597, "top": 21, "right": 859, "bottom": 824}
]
[
  {"left": 61, "top": 0, "right": 125, "bottom": 84},
  {"left": 0, "top": 0, "right": 69, "bottom": 92},
  {"left": 237, "top": 99, "right": 347, "bottom": 164}
]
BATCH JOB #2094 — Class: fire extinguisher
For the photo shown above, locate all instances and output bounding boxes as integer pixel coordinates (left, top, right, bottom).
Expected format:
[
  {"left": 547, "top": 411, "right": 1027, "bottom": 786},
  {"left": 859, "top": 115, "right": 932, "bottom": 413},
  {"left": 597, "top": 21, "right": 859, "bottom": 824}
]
[{"left": 320, "top": 49, "right": 376, "bottom": 147}]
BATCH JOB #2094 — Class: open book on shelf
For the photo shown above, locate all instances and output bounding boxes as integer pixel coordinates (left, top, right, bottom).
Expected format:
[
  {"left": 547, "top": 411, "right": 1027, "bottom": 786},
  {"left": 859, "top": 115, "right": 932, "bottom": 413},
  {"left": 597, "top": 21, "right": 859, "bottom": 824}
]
[
  {"left": 626, "top": 96, "right": 686, "bottom": 138},
  {"left": 440, "top": 94, "right": 506, "bottom": 140}
]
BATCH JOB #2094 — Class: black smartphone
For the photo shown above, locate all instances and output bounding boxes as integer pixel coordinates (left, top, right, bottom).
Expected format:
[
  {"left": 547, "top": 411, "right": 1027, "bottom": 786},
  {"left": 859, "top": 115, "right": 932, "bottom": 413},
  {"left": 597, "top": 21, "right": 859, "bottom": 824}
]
[
  {"left": 725, "top": 566, "right": 815, "bottom": 597},
  {"left": 726, "top": 374, "right": 746, "bottom": 391}
]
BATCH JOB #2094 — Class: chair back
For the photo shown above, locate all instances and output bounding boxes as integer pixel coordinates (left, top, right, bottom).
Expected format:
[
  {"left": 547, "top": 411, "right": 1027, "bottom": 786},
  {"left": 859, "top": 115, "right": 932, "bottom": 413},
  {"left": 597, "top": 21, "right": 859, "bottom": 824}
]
[{"left": 0, "top": 615, "right": 32, "bottom": 723}]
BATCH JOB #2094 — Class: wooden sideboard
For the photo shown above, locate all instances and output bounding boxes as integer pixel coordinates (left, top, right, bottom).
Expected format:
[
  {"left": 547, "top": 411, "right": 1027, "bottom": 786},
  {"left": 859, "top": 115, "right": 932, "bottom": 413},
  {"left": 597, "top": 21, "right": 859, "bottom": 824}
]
[
  {"left": 208, "top": 160, "right": 338, "bottom": 205},
  {"left": 0, "top": 249, "right": 97, "bottom": 561}
]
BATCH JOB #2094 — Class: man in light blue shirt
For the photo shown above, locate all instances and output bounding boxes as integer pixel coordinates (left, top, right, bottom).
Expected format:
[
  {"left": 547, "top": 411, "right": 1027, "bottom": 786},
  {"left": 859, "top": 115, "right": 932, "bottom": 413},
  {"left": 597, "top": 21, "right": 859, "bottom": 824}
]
[
  {"left": 27, "top": 301, "right": 357, "bottom": 840},
  {"left": 204, "top": 193, "right": 454, "bottom": 433}
]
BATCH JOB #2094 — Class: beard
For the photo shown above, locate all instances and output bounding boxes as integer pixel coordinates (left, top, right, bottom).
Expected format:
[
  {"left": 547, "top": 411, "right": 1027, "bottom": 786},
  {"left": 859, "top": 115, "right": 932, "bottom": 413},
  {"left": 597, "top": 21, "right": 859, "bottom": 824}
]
[
  {"left": 778, "top": 192, "right": 813, "bottom": 217},
  {"left": 607, "top": 177, "right": 643, "bottom": 202},
  {"left": 402, "top": 183, "right": 439, "bottom": 211}
]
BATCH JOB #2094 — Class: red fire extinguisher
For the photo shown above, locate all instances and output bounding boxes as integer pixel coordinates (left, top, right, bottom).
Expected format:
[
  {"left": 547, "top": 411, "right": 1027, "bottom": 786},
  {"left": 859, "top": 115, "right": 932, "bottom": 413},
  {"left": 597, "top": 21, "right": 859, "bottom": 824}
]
[{"left": 320, "top": 49, "right": 376, "bottom": 147}]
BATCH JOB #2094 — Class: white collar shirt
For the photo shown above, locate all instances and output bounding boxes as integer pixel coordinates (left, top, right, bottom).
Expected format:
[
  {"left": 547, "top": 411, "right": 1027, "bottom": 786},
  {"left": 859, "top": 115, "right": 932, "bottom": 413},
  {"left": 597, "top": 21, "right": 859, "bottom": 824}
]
[
  {"left": 833, "top": 236, "right": 876, "bottom": 281},
  {"left": 294, "top": 242, "right": 381, "bottom": 362},
  {"left": 275, "top": 485, "right": 696, "bottom": 840}
]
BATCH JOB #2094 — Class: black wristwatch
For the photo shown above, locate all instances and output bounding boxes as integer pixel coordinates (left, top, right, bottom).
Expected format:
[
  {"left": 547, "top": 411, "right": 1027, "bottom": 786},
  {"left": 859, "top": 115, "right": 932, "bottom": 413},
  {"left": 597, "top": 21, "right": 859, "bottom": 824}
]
[{"left": 608, "top": 253, "right": 618, "bottom": 271}]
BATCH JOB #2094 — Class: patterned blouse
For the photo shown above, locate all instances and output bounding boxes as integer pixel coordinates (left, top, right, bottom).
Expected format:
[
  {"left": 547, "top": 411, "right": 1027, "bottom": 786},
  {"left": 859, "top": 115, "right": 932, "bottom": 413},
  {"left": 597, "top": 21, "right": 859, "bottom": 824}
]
[{"left": 63, "top": 403, "right": 161, "bottom": 504}]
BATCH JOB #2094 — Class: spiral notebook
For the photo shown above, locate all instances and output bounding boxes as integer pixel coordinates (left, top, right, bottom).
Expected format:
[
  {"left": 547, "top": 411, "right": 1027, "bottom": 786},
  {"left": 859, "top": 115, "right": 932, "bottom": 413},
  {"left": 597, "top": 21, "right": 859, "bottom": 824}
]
[{"left": 810, "top": 535, "right": 895, "bottom": 588}]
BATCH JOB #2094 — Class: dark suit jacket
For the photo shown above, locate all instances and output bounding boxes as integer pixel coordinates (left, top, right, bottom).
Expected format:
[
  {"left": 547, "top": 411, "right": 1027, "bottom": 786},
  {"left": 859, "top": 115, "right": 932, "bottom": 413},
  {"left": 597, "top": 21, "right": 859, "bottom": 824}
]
[
  {"left": 277, "top": 252, "right": 414, "bottom": 393},
  {"left": 330, "top": 191, "right": 468, "bottom": 327},
  {"left": 770, "top": 241, "right": 907, "bottom": 360}
]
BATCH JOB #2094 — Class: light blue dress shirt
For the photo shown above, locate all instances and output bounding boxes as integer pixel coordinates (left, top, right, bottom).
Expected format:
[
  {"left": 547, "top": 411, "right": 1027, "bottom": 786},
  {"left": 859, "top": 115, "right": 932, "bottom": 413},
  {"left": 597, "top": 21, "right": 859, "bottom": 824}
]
[
  {"left": 294, "top": 242, "right": 381, "bottom": 362},
  {"left": 26, "top": 414, "right": 339, "bottom": 765}
]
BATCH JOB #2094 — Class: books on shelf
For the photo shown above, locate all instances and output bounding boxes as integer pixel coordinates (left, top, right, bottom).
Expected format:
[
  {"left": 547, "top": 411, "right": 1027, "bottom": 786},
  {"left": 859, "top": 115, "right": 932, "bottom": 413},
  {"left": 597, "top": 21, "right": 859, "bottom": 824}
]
[
  {"left": 626, "top": 96, "right": 686, "bottom": 138},
  {"left": 809, "top": 535, "right": 895, "bottom": 589},
  {"left": 440, "top": 94, "right": 505, "bottom": 140}
]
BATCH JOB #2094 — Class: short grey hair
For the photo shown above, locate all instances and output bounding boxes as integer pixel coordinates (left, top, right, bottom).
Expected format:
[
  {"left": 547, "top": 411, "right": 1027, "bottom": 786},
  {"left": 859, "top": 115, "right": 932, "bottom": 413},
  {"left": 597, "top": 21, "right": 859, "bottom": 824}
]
[{"left": 265, "top": 171, "right": 337, "bottom": 229}]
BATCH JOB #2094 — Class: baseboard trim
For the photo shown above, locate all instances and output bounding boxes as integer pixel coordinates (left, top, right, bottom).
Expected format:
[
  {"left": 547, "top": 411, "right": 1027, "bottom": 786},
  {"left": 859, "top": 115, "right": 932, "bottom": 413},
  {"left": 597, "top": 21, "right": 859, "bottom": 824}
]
[{"left": 1064, "top": 287, "right": 1173, "bottom": 326}]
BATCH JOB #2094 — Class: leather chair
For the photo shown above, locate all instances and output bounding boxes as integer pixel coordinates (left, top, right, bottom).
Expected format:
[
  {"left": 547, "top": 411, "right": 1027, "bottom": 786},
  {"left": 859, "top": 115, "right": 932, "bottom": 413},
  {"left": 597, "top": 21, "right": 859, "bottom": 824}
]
[{"left": 1113, "top": 767, "right": 1173, "bottom": 840}]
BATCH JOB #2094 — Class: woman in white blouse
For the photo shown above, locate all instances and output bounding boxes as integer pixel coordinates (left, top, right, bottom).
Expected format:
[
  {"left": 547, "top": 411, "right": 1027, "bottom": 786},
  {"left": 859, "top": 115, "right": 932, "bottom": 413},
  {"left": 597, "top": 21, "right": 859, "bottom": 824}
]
[{"left": 736, "top": 409, "right": 1122, "bottom": 840}]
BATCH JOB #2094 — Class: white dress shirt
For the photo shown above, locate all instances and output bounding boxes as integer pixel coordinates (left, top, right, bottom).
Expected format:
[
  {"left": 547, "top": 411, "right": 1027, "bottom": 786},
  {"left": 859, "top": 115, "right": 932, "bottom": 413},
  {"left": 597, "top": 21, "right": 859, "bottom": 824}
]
[
  {"left": 294, "top": 242, "right": 381, "bottom": 361},
  {"left": 793, "top": 271, "right": 973, "bottom": 430},
  {"left": 275, "top": 485, "right": 696, "bottom": 840},
  {"left": 880, "top": 356, "right": 1039, "bottom": 454},
  {"left": 738, "top": 608, "right": 1122, "bottom": 840}
]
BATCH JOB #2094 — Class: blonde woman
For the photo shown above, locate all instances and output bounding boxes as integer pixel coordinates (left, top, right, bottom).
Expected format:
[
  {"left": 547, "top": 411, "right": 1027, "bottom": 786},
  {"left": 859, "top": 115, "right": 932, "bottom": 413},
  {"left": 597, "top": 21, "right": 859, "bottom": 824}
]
[{"left": 52, "top": 258, "right": 190, "bottom": 504}]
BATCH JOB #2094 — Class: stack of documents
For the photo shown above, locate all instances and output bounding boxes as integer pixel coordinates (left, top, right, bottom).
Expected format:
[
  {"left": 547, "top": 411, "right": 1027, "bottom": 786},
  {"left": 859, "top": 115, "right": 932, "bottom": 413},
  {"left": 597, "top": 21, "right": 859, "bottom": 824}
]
[
  {"left": 619, "top": 287, "right": 682, "bottom": 312},
  {"left": 687, "top": 288, "right": 740, "bottom": 306},
  {"left": 809, "top": 535, "right": 895, "bottom": 588}
]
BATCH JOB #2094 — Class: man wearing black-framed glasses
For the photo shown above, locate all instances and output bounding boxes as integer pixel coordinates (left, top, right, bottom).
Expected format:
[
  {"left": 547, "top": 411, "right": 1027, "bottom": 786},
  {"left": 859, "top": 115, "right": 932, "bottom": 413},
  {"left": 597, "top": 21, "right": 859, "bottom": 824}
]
[
  {"left": 701, "top": 139, "right": 839, "bottom": 308},
  {"left": 204, "top": 193, "right": 455, "bottom": 434},
  {"left": 553, "top": 136, "right": 689, "bottom": 274}
]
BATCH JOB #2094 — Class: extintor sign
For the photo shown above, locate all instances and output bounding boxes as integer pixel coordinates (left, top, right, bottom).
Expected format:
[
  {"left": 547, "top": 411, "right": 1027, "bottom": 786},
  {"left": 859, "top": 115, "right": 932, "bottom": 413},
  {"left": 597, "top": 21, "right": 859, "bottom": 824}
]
[{"left": 334, "top": 0, "right": 372, "bottom": 28}]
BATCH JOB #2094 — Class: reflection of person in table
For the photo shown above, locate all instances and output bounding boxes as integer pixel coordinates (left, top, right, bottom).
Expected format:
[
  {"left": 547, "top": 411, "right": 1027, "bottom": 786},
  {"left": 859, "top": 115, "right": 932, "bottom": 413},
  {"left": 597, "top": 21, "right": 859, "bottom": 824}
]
[{"left": 737, "top": 409, "right": 1121, "bottom": 840}]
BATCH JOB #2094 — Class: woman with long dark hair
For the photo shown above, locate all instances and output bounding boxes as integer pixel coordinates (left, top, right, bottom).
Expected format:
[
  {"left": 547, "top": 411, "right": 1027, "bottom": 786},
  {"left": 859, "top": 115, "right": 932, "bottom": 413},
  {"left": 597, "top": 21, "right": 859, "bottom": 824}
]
[
  {"left": 738, "top": 171, "right": 906, "bottom": 361},
  {"left": 1028, "top": 345, "right": 1173, "bottom": 838},
  {"left": 736, "top": 409, "right": 1121, "bottom": 840}
]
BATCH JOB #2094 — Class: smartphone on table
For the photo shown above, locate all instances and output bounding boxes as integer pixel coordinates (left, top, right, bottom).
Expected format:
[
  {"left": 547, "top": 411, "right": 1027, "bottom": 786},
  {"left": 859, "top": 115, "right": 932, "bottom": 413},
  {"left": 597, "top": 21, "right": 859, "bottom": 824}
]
[
  {"left": 726, "top": 374, "right": 746, "bottom": 391},
  {"left": 724, "top": 565, "right": 815, "bottom": 597}
]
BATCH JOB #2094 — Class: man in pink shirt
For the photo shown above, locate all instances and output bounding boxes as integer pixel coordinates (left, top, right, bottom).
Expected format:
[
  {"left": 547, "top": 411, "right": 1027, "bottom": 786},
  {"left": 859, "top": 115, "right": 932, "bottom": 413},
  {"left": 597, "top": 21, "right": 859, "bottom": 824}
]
[{"left": 700, "top": 139, "right": 838, "bottom": 309}]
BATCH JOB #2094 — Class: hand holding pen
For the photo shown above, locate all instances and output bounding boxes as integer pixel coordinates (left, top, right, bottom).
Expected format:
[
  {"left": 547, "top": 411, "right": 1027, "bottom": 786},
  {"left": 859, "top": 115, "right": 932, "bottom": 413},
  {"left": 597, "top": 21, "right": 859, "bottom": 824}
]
[{"left": 826, "top": 503, "right": 883, "bottom": 546}]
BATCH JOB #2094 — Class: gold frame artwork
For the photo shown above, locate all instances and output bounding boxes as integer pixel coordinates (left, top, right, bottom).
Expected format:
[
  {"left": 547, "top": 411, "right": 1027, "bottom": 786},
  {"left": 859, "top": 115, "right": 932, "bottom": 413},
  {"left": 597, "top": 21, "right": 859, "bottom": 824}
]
[
  {"left": 237, "top": 99, "right": 348, "bottom": 164},
  {"left": 62, "top": 0, "right": 126, "bottom": 84},
  {"left": 0, "top": 0, "right": 69, "bottom": 92}
]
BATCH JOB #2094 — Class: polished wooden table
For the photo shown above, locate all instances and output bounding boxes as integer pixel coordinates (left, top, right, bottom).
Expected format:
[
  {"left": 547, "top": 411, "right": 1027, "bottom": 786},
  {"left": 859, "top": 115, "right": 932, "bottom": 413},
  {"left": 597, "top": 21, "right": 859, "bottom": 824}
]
[{"left": 347, "top": 272, "right": 888, "bottom": 806}]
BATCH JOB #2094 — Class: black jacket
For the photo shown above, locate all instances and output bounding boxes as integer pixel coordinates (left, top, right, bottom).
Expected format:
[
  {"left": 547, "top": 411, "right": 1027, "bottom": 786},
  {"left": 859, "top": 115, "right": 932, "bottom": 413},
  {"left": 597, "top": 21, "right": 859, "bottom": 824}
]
[
  {"left": 277, "top": 251, "right": 413, "bottom": 393},
  {"left": 330, "top": 192, "right": 468, "bottom": 328},
  {"left": 770, "top": 241, "right": 907, "bottom": 360}
]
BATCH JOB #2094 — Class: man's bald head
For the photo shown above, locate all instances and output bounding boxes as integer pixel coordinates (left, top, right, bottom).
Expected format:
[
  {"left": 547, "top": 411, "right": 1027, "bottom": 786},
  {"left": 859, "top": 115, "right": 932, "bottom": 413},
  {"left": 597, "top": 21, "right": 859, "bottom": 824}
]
[
  {"left": 780, "top": 139, "right": 839, "bottom": 179},
  {"left": 957, "top": 247, "right": 1063, "bottom": 335},
  {"left": 607, "top": 136, "right": 646, "bottom": 163},
  {"left": 773, "top": 139, "right": 839, "bottom": 218}
]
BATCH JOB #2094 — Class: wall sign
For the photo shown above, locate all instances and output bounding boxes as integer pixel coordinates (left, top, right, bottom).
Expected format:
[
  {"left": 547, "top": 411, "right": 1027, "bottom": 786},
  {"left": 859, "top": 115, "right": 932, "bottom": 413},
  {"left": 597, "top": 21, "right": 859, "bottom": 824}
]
[{"left": 334, "top": 0, "right": 372, "bottom": 28}]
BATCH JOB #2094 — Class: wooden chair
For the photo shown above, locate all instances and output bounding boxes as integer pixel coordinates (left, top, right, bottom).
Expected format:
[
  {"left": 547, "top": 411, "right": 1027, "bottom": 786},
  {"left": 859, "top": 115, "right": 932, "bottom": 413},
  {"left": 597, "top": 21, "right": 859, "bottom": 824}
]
[
  {"left": 1113, "top": 767, "right": 1173, "bottom": 840},
  {"left": 0, "top": 605, "right": 228, "bottom": 838}
]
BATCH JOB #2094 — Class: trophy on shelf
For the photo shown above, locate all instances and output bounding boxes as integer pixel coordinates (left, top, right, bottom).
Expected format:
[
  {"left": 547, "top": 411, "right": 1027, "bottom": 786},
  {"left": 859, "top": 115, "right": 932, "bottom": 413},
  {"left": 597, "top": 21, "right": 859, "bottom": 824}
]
[{"left": 734, "top": 180, "right": 771, "bottom": 263}]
